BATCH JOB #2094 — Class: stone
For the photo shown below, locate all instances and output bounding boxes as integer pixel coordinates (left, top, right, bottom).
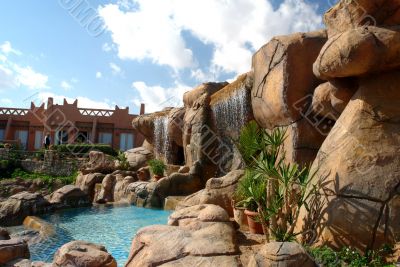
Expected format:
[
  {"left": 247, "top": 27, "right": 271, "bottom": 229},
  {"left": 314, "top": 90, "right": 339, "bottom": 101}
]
[
  {"left": 49, "top": 185, "right": 90, "bottom": 209},
  {"left": 0, "top": 192, "right": 50, "bottom": 226},
  {"left": 177, "top": 170, "right": 245, "bottom": 216},
  {"left": 0, "top": 239, "right": 29, "bottom": 265},
  {"left": 53, "top": 241, "right": 117, "bottom": 267},
  {"left": 95, "top": 174, "right": 116, "bottom": 203},
  {"left": 251, "top": 30, "right": 327, "bottom": 129},
  {"left": 125, "top": 204, "right": 239, "bottom": 267},
  {"left": 168, "top": 204, "right": 230, "bottom": 226},
  {"left": 132, "top": 110, "right": 172, "bottom": 144},
  {"left": 311, "top": 79, "right": 357, "bottom": 120},
  {"left": 314, "top": 26, "right": 400, "bottom": 80},
  {"left": 75, "top": 172, "right": 105, "bottom": 202},
  {"left": 0, "top": 228, "right": 10, "bottom": 240},
  {"left": 324, "top": 0, "right": 400, "bottom": 37},
  {"left": 23, "top": 216, "right": 55, "bottom": 238},
  {"left": 81, "top": 151, "right": 116, "bottom": 175},
  {"left": 248, "top": 242, "right": 316, "bottom": 267},
  {"left": 299, "top": 71, "right": 400, "bottom": 251},
  {"left": 10, "top": 230, "right": 42, "bottom": 245},
  {"left": 183, "top": 82, "right": 228, "bottom": 179},
  {"left": 168, "top": 107, "right": 185, "bottom": 147},
  {"left": 137, "top": 166, "right": 150, "bottom": 181},
  {"left": 164, "top": 196, "right": 186, "bottom": 211},
  {"left": 113, "top": 175, "right": 137, "bottom": 203},
  {"left": 124, "top": 147, "right": 153, "bottom": 171}
]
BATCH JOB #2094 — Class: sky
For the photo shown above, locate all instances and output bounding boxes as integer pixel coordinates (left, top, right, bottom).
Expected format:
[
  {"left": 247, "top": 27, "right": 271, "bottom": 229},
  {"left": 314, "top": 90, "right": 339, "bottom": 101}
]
[{"left": 0, "top": 0, "right": 333, "bottom": 114}]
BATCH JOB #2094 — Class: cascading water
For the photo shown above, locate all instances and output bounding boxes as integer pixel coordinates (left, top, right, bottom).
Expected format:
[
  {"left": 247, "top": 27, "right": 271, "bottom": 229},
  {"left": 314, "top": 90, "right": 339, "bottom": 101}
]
[
  {"left": 212, "top": 86, "right": 249, "bottom": 135},
  {"left": 153, "top": 116, "right": 170, "bottom": 162}
]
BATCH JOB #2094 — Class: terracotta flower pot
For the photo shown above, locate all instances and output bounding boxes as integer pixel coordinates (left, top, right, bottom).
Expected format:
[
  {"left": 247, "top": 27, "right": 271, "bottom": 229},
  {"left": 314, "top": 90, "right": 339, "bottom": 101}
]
[{"left": 244, "top": 209, "right": 264, "bottom": 234}]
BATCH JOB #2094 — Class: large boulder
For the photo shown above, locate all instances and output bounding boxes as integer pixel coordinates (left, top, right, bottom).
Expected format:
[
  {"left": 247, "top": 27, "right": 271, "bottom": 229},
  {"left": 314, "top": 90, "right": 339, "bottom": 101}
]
[
  {"left": 168, "top": 107, "right": 185, "bottom": 147},
  {"left": 49, "top": 185, "right": 90, "bottom": 209},
  {"left": 311, "top": 79, "right": 357, "bottom": 120},
  {"left": 0, "top": 239, "right": 29, "bottom": 265},
  {"left": 177, "top": 170, "right": 245, "bottom": 216},
  {"left": 314, "top": 26, "right": 400, "bottom": 80},
  {"left": 0, "top": 192, "right": 50, "bottom": 226},
  {"left": 95, "top": 174, "right": 116, "bottom": 203},
  {"left": 251, "top": 30, "right": 327, "bottom": 129},
  {"left": 80, "top": 151, "right": 116, "bottom": 175},
  {"left": 324, "top": 0, "right": 400, "bottom": 37},
  {"left": 75, "top": 172, "right": 105, "bottom": 202},
  {"left": 53, "top": 241, "right": 117, "bottom": 267},
  {"left": 183, "top": 82, "right": 228, "bottom": 179},
  {"left": 248, "top": 242, "right": 316, "bottom": 267},
  {"left": 125, "top": 147, "right": 153, "bottom": 171},
  {"left": 299, "top": 71, "right": 400, "bottom": 251},
  {"left": 125, "top": 204, "right": 240, "bottom": 267}
]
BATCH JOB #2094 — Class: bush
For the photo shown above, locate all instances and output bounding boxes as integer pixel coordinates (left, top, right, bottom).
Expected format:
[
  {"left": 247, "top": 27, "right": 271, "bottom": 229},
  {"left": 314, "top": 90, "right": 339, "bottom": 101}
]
[
  {"left": 117, "top": 151, "right": 130, "bottom": 170},
  {"left": 11, "top": 168, "right": 77, "bottom": 187},
  {"left": 308, "top": 245, "right": 395, "bottom": 267},
  {"left": 0, "top": 159, "right": 18, "bottom": 178},
  {"left": 148, "top": 159, "right": 166, "bottom": 176},
  {"left": 54, "top": 144, "right": 117, "bottom": 157}
]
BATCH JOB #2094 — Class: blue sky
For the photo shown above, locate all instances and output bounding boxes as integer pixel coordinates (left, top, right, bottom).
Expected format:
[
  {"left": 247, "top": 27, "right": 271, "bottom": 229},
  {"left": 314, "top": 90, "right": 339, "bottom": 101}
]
[{"left": 0, "top": 0, "right": 332, "bottom": 114}]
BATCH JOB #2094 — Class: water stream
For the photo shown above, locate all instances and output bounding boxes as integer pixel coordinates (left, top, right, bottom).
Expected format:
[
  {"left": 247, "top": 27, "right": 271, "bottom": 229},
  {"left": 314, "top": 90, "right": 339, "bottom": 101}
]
[{"left": 153, "top": 116, "right": 170, "bottom": 161}]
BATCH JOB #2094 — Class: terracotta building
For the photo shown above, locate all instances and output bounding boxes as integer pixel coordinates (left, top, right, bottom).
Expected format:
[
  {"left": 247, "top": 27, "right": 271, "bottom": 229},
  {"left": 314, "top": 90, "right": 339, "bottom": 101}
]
[{"left": 0, "top": 97, "right": 145, "bottom": 151}]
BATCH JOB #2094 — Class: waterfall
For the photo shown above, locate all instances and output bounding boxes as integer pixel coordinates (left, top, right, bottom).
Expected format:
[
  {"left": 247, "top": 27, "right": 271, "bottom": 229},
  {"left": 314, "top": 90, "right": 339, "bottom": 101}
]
[
  {"left": 153, "top": 116, "right": 170, "bottom": 161},
  {"left": 212, "top": 86, "right": 249, "bottom": 135}
]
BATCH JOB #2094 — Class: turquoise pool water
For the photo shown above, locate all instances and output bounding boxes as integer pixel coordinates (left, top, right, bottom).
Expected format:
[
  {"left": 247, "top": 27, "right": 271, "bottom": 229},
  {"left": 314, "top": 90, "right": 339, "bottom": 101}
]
[{"left": 29, "top": 205, "right": 171, "bottom": 266}]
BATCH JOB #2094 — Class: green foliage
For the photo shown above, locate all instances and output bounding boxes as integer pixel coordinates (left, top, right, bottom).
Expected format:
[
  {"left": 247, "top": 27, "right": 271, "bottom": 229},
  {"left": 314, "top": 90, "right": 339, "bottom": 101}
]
[
  {"left": 309, "top": 246, "right": 395, "bottom": 267},
  {"left": 11, "top": 168, "right": 77, "bottom": 187},
  {"left": 235, "top": 169, "right": 265, "bottom": 212},
  {"left": 54, "top": 144, "right": 117, "bottom": 156},
  {"left": 117, "top": 151, "right": 130, "bottom": 170},
  {"left": 147, "top": 159, "right": 166, "bottom": 176},
  {"left": 236, "top": 121, "right": 318, "bottom": 242}
]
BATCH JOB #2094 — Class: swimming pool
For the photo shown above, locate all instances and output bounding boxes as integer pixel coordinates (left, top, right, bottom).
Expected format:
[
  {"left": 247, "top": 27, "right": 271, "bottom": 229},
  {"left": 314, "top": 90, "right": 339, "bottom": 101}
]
[{"left": 29, "top": 205, "right": 171, "bottom": 266}]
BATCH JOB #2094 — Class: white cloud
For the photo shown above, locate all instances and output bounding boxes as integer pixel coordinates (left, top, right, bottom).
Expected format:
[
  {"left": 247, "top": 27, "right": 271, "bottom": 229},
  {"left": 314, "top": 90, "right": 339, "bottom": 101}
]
[
  {"left": 99, "top": 2, "right": 194, "bottom": 70},
  {"left": 37, "top": 92, "right": 114, "bottom": 109},
  {"left": 102, "top": 43, "right": 114, "bottom": 52},
  {"left": 96, "top": 71, "right": 102, "bottom": 78},
  {"left": 0, "top": 41, "right": 22, "bottom": 56},
  {"left": 60, "top": 80, "right": 72, "bottom": 91},
  {"left": 99, "top": 0, "right": 322, "bottom": 76},
  {"left": 13, "top": 65, "right": 49, "bottom": 90},
  {"left": 109, "top": 62, "right": 122, "bottom": 75},
  {"left": 132, "top": 81, "right": 190, "bottom": 113}
]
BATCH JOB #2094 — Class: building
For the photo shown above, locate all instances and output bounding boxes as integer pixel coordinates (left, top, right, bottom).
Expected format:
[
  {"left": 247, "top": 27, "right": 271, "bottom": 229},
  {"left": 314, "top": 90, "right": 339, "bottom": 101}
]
[{"left": 0, "top": 97, "right": 145, "bottom": 151}]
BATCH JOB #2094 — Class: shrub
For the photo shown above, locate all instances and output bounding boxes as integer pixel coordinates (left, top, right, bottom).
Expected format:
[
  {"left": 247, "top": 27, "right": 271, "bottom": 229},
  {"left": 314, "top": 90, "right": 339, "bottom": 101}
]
[
  {"left": 54, "top": 144, "right": 117, "bottom": 157},
  {"left": 117, "top": 151, "right": 130, "bottom": 170},
  {"left": 11, "top": 168, "right": 77, "bottom": 187},
  {"left": 0, "top": 159, "right": 18, "bottom": 178},
  {"left": 148, "top": 159, "right": 166, "bottom": 176}
]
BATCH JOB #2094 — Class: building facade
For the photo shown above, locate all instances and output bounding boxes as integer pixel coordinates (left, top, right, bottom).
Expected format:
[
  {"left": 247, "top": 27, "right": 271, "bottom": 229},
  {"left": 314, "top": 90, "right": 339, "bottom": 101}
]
[{"left": 0, "top": 97, "right": 145, "bottom": 151}]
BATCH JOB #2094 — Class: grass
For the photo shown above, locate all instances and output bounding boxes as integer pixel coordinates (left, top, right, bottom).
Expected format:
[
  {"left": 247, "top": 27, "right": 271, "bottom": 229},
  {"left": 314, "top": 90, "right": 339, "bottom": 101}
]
[
  {"left": 308, "top": 246, "right": 396, "bottom": 267},
  {"left": 10, "top": 168, "right": 77, "bottom": 187}
]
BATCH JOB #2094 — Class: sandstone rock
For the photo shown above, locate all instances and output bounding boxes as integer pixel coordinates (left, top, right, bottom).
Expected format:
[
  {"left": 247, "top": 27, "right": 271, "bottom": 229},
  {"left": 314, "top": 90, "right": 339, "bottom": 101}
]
[
  {"left": 0, "top": 239, "right": 29, "bottom": 265},
  {"left": 311, "top": 79, "right": 357, "bottom": 120},
  {"left": 4, "top": 259, "right": 52, "bottom": 267},
  {"left": 53, "top": 241, "right": 117, "bottom": 267},
  {"left": 177, "top": 170, "right": 244, "bottom": 216},
  {"left": 168, "top": 107, "right": 185, "bottom": 147},
  {"left": 124, "top": 147, "right": 153, "bottom": 171},
  {"left": 137, "top": 166, "right": 150, "bottom": 181},
  {"left": 183, "top": 82, "right": 228, "bottom": 179},
  {"left": 178, "top": 166, "right": 190, "bottom": 173},
  {"left": 164, "top": 196, "right": 186, "bottom": 210},
  {"left": 299, "top": 71, "right": 400, "bottom": 251},
  {"left": 125, "top": 204, "right": 239, "bottom": 267},
  {"left": 324, "top": 0, "right": 400, "bottom": 37},
  {"left": 23, "top": 216, "right": 55, "bottom": 238},
  {"left": 168, "top": 204, "right": 230, "bottom": 226},
  {"left": 314, "top": 26, "right": 400, "bottom": 80},
  {"left": 252, "top": 30, "right": 327, "bottom": 129},
  {"left": 81, "top": 151, "right": 116, "bottom": 175},
  {"left": 113, "top": 175, "right": 137, "bottom": 203},
  {"left": 75, "top": 172, "right": 105, "bottom": 202},
  {"left": 248, "top": 242, "right": 316, "bottom": 267},
  {"left": 0, "top": 192, "right": 50, "bottom": 226},
  {"left": 132, "top": 110, "right": 172, "bottom": 144},
  {"left": 49, "top": 185, "right": 90, "bottom": 209},
  {"left": 95, "top": 174, "right": 116, "bottom": 203}
]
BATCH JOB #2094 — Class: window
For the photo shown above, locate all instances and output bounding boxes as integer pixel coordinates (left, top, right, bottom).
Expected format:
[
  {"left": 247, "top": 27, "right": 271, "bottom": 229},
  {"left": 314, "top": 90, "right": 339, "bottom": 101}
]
[
  {"left": 99, "top": 132, "right": 112, "bottom": 145},
  {"left": 0, "top": 129, "right": 4, "bottom": 141},
  {"left": 75, "top": 131, "right": 90, "bottom": 143},
  {"left": 120, "top": 133, "right": 134, "bottom": 151},
  {"left": 15, "top": 130, "right": 28, "bottom": 150},
  {"left": 55, "top": 130, "right": 68, "bottom": 145},
  {"left": 34, "top": 131, "right": 43, "bottom": 150}
]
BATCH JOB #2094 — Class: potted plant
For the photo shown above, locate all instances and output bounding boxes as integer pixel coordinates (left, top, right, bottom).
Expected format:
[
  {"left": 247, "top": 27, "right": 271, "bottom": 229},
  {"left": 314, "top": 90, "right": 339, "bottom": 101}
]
[
  {"left": 234, "top": 169, "right": 265, "bottom": 234},
  {"left": 147, "top": 159, "right": 166, "bottom": 181}
]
